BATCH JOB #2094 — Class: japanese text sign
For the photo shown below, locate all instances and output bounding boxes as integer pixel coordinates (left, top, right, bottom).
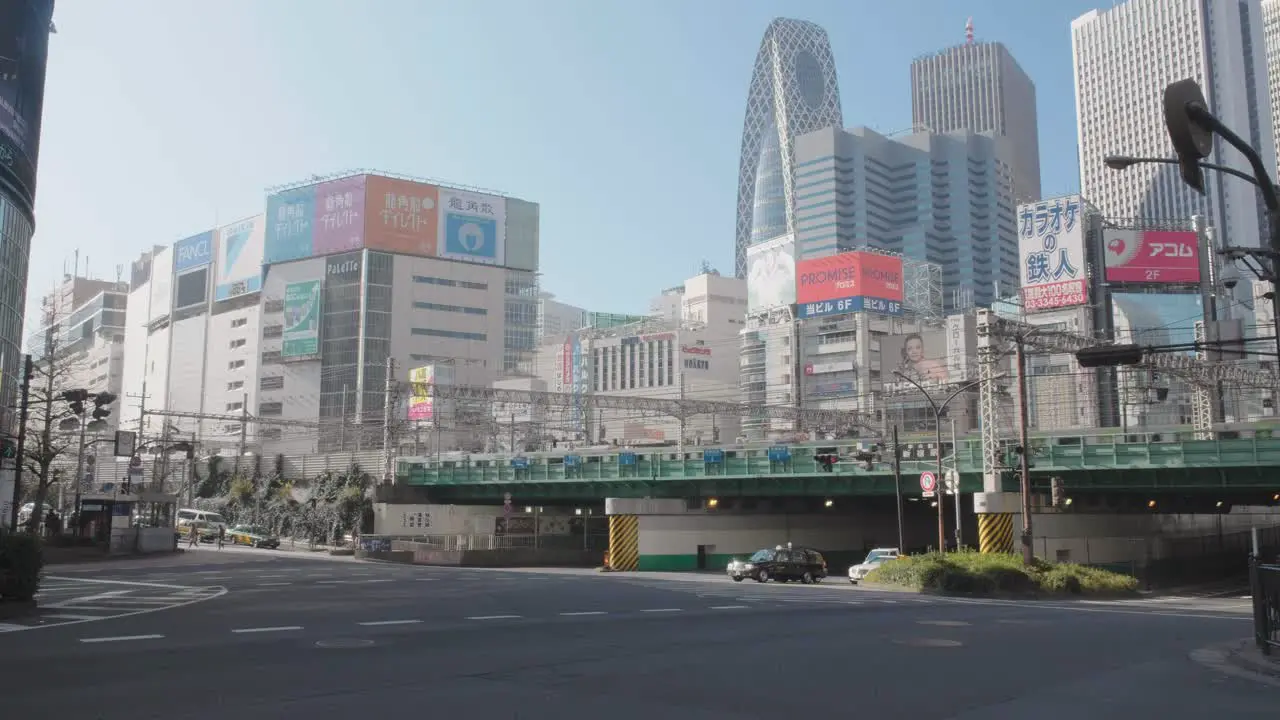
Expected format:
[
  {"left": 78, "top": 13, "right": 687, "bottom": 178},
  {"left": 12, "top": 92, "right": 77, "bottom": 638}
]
[
  {"left": 363, "top": 175, "right": 439, "bottom": 257},
  {"left": 1018, "top": 195, "right": 1087, "bottom": 312},
  {"left": 312, "top": 175, "right": 367, "bottom": 255},
  {"left": 264, "top": 185, "right": 317, "bottom": 264},
  {"left": 1103, "top": 229, "right": 1201, "bottom": 284}
]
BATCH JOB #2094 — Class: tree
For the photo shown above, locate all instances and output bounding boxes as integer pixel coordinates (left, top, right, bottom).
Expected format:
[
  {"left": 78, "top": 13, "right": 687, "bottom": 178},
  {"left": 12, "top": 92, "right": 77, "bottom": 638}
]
[{"left": 19, "top": 315, "right": 89, "bottom": 528}]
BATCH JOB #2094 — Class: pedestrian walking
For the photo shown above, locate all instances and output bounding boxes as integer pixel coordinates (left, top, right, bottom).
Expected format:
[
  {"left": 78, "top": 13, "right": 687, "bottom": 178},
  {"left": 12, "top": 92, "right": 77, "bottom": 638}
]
[
  {"left": 217, "top": 525, "right": 225, "bottom": 549},
  {"left": 187, "top": 525, "right": 199, "bottom": 548}
]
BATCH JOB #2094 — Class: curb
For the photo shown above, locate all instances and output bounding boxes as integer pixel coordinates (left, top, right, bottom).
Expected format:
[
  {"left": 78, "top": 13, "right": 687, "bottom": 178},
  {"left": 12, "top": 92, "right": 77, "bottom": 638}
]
[{"left": 1189, "top": 638, "right": 1280, "bottom": 688}]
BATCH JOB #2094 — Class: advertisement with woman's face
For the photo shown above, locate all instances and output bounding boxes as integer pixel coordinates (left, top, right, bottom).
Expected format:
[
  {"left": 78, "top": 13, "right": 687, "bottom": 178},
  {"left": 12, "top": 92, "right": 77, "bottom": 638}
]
[{"left": 886, "top": 332, "right": 949, "bottom": 386}]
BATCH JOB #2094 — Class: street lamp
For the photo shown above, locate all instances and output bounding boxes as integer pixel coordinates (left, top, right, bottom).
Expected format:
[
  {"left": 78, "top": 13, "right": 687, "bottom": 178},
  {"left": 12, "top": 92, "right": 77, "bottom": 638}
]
[
  {"left": 891, "top": 371, "right": 986, "bottom": 553},
  {"left": 1103, "top": 154, "right": 1268, "bottom": 189}
]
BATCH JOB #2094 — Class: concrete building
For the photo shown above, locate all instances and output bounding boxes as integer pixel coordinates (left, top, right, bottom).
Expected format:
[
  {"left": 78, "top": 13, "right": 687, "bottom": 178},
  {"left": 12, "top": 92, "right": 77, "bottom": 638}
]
[
  {"left": 536, "top": 292, "right": 585, "bottom": 342},
  {"left": 533, "top": 272, "right": 746, "bottom": 447},
  {"left": 28, "top": 274, "right": 129, "bottom": 434},
  {"left": 792, "top": 126, "right": 1019, "bottom": 310},
  {"left": 734, "top": 17, "right": 844, "bottom": 279},
  {"left": 911, "top": 38, "right": 1041, "bottom": 203},
  {"left": 1073, "top": 0, "right": 1275, "bottom": 260}
]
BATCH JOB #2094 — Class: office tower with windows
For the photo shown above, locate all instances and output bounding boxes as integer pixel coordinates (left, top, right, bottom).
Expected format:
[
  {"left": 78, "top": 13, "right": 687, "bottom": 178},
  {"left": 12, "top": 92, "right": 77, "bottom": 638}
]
[{"left": 734, "top": 17, "right": 844, "bottom": 279}]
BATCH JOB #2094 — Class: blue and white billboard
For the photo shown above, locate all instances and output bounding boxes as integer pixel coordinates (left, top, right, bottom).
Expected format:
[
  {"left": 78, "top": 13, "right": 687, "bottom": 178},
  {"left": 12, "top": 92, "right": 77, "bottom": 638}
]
[
  {"left": 796, "top": 295, "right": 903, "bottom": 319},
  {"left": 214, "top": 215, "right": 266, "bottom": 302},
  {"left": 173, "top": 231, "right": 214, "bottom": 273},
  {"left": 437, "top": 188, "right": 505, "bottom": 266}
]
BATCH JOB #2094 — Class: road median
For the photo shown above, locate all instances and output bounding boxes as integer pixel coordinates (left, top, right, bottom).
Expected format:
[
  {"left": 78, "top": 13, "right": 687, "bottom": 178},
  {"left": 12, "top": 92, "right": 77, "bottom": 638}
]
[{"left": 863, "top": 550, "right": 1140, "bottom": 600}]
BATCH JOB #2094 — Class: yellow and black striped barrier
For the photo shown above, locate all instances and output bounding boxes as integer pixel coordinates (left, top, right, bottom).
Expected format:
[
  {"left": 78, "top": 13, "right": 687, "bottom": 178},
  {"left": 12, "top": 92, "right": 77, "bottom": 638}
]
[
  {"left": 607, "top": 514, "right": 639, "bottom": 571},
  {"left": 977, "top": 513, "right": 1014, "bottom": 554}
]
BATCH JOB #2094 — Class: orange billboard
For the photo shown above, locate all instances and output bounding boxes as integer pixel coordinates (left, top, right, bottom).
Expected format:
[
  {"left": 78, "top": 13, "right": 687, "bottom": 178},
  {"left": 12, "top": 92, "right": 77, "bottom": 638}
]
[{"left": 363, "top": 175, "right": 440, "bottom": 256}]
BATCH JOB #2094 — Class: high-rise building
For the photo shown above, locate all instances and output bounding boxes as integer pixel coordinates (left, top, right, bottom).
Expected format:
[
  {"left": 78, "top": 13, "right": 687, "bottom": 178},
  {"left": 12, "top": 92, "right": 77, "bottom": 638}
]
[
  {"left": 1262, "top": 1, "right": 1280, "bottom": 170},
  {"left": 0, "top": 0, "right": 55, "bottom": 455},
  {"left": 792, "top": 126, "right": 1018, "bottom": 309},
  {"left": 911, "top": 37, "right": 1041, "bottom": 203},
  {"left": 535, "top": 293, "right": 586, "bottom": 342},
  {"left": 1073, "top": 0, "right": 1275, "bottom": 256},
  {"left": 734, "top": 17, "right": 843, "bottom": 279}
]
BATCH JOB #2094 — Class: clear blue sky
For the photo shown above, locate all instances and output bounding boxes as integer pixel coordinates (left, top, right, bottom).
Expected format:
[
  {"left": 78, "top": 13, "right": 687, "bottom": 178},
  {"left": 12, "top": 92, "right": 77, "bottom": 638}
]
[{"left": 30, "top": 0, "right": 1106, "bottom": 327}]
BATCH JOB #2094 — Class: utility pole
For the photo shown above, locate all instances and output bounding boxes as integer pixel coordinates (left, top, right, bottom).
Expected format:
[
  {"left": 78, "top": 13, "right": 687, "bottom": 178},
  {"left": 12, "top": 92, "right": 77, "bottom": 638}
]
[
  {"left": 951, "top": 418, "right": 961, "bottom": 550},
  {"left": 72, "top": 408, "right": 87, "bottom": 516},
  {"left": 891, "top": 424, "right": 904, "bottom": 552},
  {"left": 677, "top": 371, "right": 686, "bottom": 457},
  {"left": 1015, "top": 336, "right": 1035, "bottom": 565},
  {"left": 509, "top": 411, "right": 516, "bottom": 453},
  {"left": 339, "top": 384, "right": 348, "bottom": 450},
  {"left": 236, "top": 392, "right": 248, "bottom": 475},
  {"left": 381, "top": 356, "right": 395, "bottom": 483},
  {"left": 8, "top": 355, "right": 32, "bottom": 530}
]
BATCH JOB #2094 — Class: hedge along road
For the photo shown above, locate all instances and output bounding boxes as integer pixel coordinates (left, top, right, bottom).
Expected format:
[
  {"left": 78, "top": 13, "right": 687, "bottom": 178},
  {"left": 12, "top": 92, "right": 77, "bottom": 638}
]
[{"left": 0, "top": 576, "right": 227, "bottom": 633}]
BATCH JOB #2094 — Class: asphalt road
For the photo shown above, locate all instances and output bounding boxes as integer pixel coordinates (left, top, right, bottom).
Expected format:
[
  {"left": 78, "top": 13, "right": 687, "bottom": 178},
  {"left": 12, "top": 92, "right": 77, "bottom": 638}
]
[{"left": 1, "top": 548, "right": 1275, "bottom": 719}]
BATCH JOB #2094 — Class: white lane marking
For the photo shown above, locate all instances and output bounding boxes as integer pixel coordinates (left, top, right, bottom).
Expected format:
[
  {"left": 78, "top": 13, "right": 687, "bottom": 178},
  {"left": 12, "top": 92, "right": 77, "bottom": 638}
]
[
  {"left": 193, "top": 570, "right": 228, "bottom": 575},
  {"left": 44, "top": 576, "right": 195, "bottom": 591},
  {"left": 936, "top": 596, "right": 1253, "bottom": 622},
  {"left": 414, "top": 578, "right": 436, "bottom": 582},
  {"left": 710, "top": 605, "right": 748, "bottom": 610},
  {"left": 43, "top": 613, "right": 100, "bottom": 621},
  {"left": 80, "top": 634, "right": 164, "bottom": 644},
  {"left": 465, "top": 615, "right": 521, "bottom": 620},
  {"left": 0, "top": 623, "right": 28, "bottom": 632},
  {"left": 231, "top": 625, "right": 303, "bottom": 634},
  {"left": 252, "top": 573, "right": 290, "bottom": 579},
  {"left": 258, "top": 582, "right": 293, "bottom": 587},
  {"left": 0, "top": 586, "right": 229, "bottom": 635},
  {"left": 559, "top": 611, "right": 608, "bottom": 617},
  {"left": 640, "top": 608, "right": 683, "bottom": 613},
  {"left": 358, "top": 619, "right": 423, "bottom": 626},
  {"left": 360, "top": 579, "right": 395, "bottom": 584}
]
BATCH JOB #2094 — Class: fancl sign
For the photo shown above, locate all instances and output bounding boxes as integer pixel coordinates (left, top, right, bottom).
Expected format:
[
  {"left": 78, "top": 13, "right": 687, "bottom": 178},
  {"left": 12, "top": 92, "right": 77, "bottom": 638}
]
[{"left": 173, "top": 231, "right": 214, "bottom": 273}]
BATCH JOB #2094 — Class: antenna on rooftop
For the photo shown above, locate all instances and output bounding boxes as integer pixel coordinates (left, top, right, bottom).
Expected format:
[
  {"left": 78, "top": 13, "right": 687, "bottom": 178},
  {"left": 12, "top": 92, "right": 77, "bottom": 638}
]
[{"left": 965, "top": 17, "right": 974, "bottom": 45}]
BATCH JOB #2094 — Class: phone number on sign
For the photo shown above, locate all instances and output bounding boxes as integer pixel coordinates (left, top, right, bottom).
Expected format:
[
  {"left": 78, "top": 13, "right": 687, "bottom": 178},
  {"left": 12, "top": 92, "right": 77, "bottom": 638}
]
[{"left": 1021, "top": 280, "right": 1087, "bottom": 310}]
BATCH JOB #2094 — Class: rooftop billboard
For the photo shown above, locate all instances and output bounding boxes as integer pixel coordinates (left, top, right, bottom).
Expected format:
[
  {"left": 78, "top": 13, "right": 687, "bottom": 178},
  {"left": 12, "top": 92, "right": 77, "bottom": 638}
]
[
  {"left": 173, "top": 230, "right": 214, "bottom": 273},
  {"left": 364, "top": 175, "right": 439, "bottom": 256},
  {"left": 214, "top": 215, "right": 265, "bottom": 302},
  {"left": 746, "top": 234, "right": 796, "bottom": 312},
  {"left": 1019, "top": 195, "right": 1087, "bottom": 312},
  {"left": 795, "top": 251, "right": 904, "bottom": 319},
  {"left": 1103, "top": 229, "right": 1200, "bottom": 285}
]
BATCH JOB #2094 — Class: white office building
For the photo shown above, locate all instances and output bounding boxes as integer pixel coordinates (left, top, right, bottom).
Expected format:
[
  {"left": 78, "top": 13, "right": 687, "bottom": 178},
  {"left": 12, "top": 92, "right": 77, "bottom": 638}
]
[
  {"left": 1073, "top": 0, "right": 1275, "bottom": 258},
  {"left": 535, "top": 292, "right": 586, "bottom": 342}
]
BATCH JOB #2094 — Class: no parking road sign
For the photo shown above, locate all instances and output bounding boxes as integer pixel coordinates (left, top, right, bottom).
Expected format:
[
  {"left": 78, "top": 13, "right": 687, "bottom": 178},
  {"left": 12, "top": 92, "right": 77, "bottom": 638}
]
[{"left": 919, "top": 471, "right": 937, "bottom": 498}]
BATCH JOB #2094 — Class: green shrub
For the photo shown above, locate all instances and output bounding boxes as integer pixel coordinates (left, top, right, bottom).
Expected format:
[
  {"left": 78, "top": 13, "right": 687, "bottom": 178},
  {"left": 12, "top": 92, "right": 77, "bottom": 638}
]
[
  {"left": 0, "top": 532, "right": 44, "bottom": 602},
  {"left": 863, "top": 549, "right": 1137, "bottom": 597}
]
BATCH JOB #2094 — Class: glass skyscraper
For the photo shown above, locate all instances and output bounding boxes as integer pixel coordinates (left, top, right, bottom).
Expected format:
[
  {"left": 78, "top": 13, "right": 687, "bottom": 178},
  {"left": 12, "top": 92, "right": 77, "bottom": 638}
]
[{"left": 734, "top": 17, "right": 843, "bottom": 279}]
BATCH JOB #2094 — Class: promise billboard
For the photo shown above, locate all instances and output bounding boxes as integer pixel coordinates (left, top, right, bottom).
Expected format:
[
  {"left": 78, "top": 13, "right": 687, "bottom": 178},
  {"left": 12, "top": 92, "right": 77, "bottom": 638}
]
[{"left": 795, "top": 251, "right": 904, "bottom": 319}]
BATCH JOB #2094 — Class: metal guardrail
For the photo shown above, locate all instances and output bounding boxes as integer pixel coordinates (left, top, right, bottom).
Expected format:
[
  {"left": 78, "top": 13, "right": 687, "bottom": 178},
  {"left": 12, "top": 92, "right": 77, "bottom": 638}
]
[
  {"left": 1250, "top": 556, "right": 1280, "bottom": 655},
  {"left": 360, "top": 533, "right": 608, "bottom": 553}
]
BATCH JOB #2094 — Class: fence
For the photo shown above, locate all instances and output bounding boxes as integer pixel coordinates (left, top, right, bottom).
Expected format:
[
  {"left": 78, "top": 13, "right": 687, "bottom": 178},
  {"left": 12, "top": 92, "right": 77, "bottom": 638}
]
[
  {"left": 359, "top": 532, "right": 608, "bottom": 553},
  {"left": 1250, "top": 557, "right": 1280, "bottom": 655}
]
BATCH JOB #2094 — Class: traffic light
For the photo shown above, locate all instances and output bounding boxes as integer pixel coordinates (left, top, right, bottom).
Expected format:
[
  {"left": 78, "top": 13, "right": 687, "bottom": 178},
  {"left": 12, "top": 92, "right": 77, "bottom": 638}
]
[
  {"left": 1075, "top": 344, "right": 1145, "bottom": 368},
  {"left": 91, "top": 391, "right": 116, "bottom": 421},
  {"left": 60, "top": 388, "right": 90, "bottom": 416}
]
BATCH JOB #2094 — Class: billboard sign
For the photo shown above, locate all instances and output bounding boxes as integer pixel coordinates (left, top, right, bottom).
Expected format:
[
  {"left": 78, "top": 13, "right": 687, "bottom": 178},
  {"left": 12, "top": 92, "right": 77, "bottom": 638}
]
[
  {"left": 746, "top": 234, "right": 796, "bottom": 312},
  {"left": 810, "top": 381, "right": 855, "bottom": 396},
  {"left": 281, "top": 280, "right": 321, "bottom": 358},
  {"left": 1103, "top": 229, "right": 1200, "bottom": 284},
  {"left": 214, "top": 215, "right": 265, "bottom": 301},
  {"left": 364, "top": 175, "right": 439, "bottom": 257},
  {"left": 795, "top": 251, "right": 905, "bottom": 319},
  {"left": 804, "top": 361, "right": 853, "bottom": 375},
  {"left": 1019, "top": 195, "right": 1087, "bottom": 311},
  {"left": 407, "top": 366, "right": 435, "bottom": 422},
  {"left": 313, "top": 174, "right": 366, "bottom": 256},
  {"left": 437, "top": 188, "right": 505, "bottom": 266},
  {"left": 881, "top": 331, "right": 950, "bottom": 392},
  {"left": 0, "top": 0, "right": 55, "bottom": 210},
  {"left": 173, "top": 267, "right": 209, "bottom": 310},
  {"left": 173, "top": 231, "right": 214, "bottom": 273},
  {"left": 264, "top": 185, "right": 318, "bottom": 264}
]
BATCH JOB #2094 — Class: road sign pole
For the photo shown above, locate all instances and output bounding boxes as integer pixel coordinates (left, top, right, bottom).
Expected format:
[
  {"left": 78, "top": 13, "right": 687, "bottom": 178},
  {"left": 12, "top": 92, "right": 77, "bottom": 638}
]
[
  {"left": 892, "top": 425, "right": 904, "bottom": 553},
  {"left": 8, "top": 354, "right": 32, "bottom": 530}
]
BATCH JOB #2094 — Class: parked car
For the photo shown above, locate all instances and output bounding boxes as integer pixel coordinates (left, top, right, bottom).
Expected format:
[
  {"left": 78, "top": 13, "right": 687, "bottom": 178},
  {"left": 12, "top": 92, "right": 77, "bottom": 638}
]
[
  {"left": 726, "top": 544, "right": 828, "bottom": 584},
  {"left": 847, "top": 548, "right": 900, "bottom": 584},
  {"left": 226, "top": 524, "right": 281, "bottom": 549}
]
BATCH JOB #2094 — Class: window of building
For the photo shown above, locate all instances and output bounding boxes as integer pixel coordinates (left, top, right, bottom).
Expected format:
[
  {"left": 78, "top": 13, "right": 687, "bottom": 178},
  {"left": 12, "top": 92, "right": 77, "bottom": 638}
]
[
  {"left": 410, "top": 328, "right": 487, "bottom": 342},
  {"left": 231, "top": 317, "right": 248, "bottom": 329},
  {"left": 227, "top": 380, "right": 244, "bottom": 391},
  {"left": 414, "top": 301, "right": 488, "bottom": 315},
  {"left": 258, "top": 401, "right": 283, "bottom": 416},
  {"left": 259, "top": 375, "right": 284, "bottom": 391},
  {"left": 226, "top": 401, "right": 243, "bottom": 412},
  {"left": 262, "top": 324, "right": 283, "bottom": 339},
  {"left": 413, "top": 275, "right": 487, "bottom": 291},
  {"left": 228, "top": 359, "right": 245, "bottom": 370},
  {"left": 229, "top": 338, "right": 246, "bottom": 349},
  {"left": 261, "top": 350, "right": 282, "bottom": 365}
]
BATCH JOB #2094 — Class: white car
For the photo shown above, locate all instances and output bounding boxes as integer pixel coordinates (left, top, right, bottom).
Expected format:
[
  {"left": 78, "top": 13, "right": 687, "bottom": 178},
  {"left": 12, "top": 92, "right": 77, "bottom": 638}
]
[{"left": 847, "top": 548, "right": 900, "bottom": 584}]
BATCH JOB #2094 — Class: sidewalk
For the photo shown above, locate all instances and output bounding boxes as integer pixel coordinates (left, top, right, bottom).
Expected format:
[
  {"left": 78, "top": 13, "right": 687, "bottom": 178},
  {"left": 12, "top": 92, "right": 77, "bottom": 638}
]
[
  {"left": 1227, "top": 639, "right": 1280, "bottom": 679},
  {"left": 1191, "top": 638, "right": 1280, "bottom": 688}
]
